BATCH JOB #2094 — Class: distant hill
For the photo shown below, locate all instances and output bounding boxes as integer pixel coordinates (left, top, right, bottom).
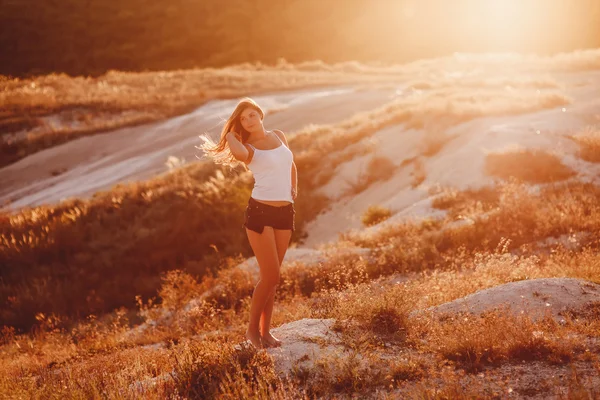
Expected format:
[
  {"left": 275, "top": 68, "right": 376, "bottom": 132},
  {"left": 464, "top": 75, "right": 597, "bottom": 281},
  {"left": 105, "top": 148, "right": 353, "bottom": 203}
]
[{"left": 1, "top": 0, "right": 599, "bottom": 77}]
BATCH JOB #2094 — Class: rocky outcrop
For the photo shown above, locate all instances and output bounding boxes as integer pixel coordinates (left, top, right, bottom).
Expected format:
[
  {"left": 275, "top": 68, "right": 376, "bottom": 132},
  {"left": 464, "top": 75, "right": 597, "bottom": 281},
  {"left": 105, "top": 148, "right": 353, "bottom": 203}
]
[
  {"left": 265, "top": 318, "right": 343, "bottom": 376},
  {"left": 419, "top": 277, "right": 600, "bottom": 323}
]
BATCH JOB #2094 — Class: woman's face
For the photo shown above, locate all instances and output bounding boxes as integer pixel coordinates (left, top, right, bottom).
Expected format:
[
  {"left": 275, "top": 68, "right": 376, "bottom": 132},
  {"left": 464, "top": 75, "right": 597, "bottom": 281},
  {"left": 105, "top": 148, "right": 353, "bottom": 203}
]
[{"left": 239, "top": 107, "right": 262, "bottom": 133}]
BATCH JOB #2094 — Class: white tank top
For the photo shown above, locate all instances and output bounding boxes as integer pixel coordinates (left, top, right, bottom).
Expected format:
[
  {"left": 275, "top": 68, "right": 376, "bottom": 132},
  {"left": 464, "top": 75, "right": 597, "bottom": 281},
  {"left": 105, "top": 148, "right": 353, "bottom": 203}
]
[{"left": 245, "top": 134, "right": 294, "bottom": 203}]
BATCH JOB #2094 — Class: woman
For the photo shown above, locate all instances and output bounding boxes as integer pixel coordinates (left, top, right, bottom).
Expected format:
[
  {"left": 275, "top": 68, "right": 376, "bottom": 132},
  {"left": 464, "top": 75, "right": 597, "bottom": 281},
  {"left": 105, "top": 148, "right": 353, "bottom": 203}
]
[{"left": 199, "top": 97, "right": 298, "bottom": 349}]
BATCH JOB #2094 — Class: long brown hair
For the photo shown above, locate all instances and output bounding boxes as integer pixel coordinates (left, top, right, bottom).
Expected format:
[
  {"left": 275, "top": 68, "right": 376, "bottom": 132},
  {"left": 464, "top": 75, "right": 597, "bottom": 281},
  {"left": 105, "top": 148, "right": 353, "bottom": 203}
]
[{"left": 197, "top": 97, "right": 265, "bottom": 170}]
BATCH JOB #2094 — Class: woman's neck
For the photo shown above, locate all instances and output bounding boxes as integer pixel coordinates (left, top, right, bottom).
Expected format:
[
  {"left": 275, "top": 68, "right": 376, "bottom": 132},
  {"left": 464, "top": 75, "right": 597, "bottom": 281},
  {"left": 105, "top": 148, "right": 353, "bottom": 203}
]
[{"left": 249, "top": 129, "right": 268, "bottom": 141}]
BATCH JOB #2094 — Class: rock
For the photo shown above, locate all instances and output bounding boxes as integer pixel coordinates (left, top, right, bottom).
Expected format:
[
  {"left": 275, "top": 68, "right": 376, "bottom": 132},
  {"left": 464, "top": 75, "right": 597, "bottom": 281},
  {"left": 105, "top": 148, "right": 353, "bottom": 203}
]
[
  {"left": 417, "top": 277, "right": 600, "bottom": 323},
  {"left": 264, "top": 318, "right": 344, "bottom": 377},
  {"left": 127, "top": 371, "right": 177, "bottom": 396}
]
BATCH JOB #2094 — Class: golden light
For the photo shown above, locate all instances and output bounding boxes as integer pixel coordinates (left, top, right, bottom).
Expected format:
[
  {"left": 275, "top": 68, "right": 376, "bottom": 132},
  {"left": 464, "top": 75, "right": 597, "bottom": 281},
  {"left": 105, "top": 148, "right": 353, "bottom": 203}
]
[
  {"left": 479, "top": 0, "right": 536, "bottom": 47},
  {"left": 483, "top": 0, "right": 522, "bottom": 22},
  {"left": 384, "top": 0, "right": 583, "bottom": 55}
]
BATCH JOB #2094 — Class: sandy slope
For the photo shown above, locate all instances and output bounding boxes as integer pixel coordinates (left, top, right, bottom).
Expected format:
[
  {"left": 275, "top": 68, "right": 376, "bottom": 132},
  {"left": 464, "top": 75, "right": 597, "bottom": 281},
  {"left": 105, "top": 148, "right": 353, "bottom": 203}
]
[
  {"left": 301, "top": 71, "right": 600, "bottom": 248},
  {"left": 2, "top": 68, "right": 599, "bottom": 251},
  {"left": 0, "top": 85, "right": 397, "bottom": 211}
]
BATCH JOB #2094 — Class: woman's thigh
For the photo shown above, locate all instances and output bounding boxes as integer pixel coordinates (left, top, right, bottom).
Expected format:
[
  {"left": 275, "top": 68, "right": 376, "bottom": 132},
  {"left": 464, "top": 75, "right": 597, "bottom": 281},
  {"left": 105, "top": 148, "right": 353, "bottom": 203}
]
[
  {"left": 273, "top": 228, "right": 292, "bottom": 266},
  {"left": 245, "top": 226, "right": 280, "bottom": 283}
]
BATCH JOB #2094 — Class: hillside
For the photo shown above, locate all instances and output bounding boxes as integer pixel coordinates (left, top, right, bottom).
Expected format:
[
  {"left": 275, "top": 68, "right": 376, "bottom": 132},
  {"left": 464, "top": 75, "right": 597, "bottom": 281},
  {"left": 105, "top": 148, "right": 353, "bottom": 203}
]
[{"left": 1, "top": 50, "right": 600, "bottom": 398}]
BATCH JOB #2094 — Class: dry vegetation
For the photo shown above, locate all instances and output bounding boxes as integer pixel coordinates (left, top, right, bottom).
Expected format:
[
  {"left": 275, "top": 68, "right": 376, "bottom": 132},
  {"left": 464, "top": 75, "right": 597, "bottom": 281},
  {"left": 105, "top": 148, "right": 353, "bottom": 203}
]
[
  {"left": 343, "top": 155, "right": 397, "bottom": 196},
  {"left": 430, "top": 185, "right": 500, "bottom": 220},
  {"left": 3, "top": 48, "right": 590, "bottom": 169},
  {"left": 3, "top": 52, "right": 600, "bottom": 397},
  {"left": 572, "top": 126, "right": 600, "bottom": 163},
  {"left": 361, "top": 205, "right": 393, "bottom": 227},
  {"left": 419, "top": 124, "right": 458, "bottom": 157},
  {"left": 485, "top": 148, "right": 577, "bottom": 183},
  {"left": 0, "top": 63, "right": 407, "bottom": 168},
  {"left": 3, "top": 176, "right": 599, "bottom": 398},
  {"left": 2, "top": 67, "right": 577, "bottom": 335},
  {"left": 408, "top": 158, "right": 426, "bottom": 189}
]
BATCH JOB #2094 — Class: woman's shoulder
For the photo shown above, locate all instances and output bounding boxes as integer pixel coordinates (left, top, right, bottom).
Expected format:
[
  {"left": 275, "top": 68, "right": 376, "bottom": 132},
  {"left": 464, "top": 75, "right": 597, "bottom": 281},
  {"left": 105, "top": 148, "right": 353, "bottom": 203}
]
[{"left": 272, "top": 129, "right": 290, "bottom": 148}]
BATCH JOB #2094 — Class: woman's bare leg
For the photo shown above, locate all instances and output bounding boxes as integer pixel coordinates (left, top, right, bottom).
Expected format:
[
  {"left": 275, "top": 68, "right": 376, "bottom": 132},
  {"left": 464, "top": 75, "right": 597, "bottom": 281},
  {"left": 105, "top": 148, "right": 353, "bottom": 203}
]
[
  {"left": 259, "top": 288, "right": 277, "bottom": 346},
  {"left": 260, "top": 287, "right": 276, "bottom": 336},
  {"left": 260, "top": 227, "right": 292, "bottom": 347},
  {"left": 245, "top": 226, "right": 281, "bottom": 348}
]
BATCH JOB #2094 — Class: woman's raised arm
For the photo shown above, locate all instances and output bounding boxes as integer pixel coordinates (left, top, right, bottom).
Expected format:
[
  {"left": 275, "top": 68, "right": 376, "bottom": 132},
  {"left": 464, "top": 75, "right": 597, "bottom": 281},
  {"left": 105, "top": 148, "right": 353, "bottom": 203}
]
[{"left": 226, "top": 131, "right": 249, "bottom": 162}]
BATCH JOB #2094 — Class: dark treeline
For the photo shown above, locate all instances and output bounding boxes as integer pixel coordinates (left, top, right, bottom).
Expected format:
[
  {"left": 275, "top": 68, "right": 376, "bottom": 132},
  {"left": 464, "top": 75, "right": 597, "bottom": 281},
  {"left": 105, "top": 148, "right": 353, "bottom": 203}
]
[{"left": 1, "top": 0, "right": 599, "bottom": 77}]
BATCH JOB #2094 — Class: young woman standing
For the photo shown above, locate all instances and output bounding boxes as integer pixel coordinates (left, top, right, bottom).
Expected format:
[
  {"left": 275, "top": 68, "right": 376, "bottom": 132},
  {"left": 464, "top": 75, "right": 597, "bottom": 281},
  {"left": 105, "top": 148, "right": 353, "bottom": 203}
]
[{"left": 199, "top": 98, "right": 297, "bottom": 348}]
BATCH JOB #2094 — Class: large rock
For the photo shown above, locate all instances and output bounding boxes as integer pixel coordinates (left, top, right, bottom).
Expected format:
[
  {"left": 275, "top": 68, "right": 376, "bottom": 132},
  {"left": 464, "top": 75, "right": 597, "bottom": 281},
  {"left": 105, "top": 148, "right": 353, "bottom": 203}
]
[
  {"left": 419, "top": 277, "right": 600, "bottom": 323},
  {"left": 265, "top": 318, "right": 344, "bottom": 377}
]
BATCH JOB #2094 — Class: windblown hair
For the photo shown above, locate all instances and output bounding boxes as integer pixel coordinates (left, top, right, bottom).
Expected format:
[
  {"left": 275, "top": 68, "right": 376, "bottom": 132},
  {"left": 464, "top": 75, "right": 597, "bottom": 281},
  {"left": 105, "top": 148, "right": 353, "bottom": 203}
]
[{"left": 197, "top": 97, "right": 265, "bottom": 171}]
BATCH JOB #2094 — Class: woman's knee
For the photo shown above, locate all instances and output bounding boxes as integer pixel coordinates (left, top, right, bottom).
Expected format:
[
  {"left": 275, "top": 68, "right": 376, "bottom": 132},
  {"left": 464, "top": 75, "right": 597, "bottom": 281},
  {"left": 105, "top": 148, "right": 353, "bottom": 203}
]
[{"left": 260, "top": 273, "right": 280, "bottom": 288}]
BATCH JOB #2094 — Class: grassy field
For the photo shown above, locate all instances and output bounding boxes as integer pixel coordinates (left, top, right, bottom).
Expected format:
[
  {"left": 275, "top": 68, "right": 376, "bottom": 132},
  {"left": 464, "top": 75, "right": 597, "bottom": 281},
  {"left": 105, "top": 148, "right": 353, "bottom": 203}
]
[{"left": 1, "top": 179, "right": 599, "bottom": 398}]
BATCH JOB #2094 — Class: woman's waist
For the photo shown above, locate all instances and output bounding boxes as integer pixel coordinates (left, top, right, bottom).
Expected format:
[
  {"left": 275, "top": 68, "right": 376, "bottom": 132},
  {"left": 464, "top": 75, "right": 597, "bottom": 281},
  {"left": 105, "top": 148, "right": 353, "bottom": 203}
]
[{"left": 249, "top": 196, "right": 293, "bottom": 207}]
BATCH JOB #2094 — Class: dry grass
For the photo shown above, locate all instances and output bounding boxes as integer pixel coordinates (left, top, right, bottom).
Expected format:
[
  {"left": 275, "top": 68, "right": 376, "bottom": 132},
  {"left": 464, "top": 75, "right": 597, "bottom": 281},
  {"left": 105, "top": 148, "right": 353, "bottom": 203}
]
[
  {"left": 277, "top": 246, "right": 600, "bottom": 396},
  {"left": 2, "top": 240, "right": 600, "bottom": 398},
  {"left": 420, "top": 128, "right": 454, "bottom": 157},
  {"left": 418, "top": 311, "right": 578, "bottom": 372},
  {"left": 9, "top": 75, "right": 569, "bottom": 333},
  {"left": 312, "top": 278, "right": 411, "bottom": 341},
  {"left": 3, "top": 93, "right": 427, "bottom": 332},
  {"left": 485, "top": 148, "right": 577, "bottom": 183},
  {"left": 361, "top": 205, "right": 392, "bottom": 227},
  {"left": 3, "top": 53, "right": 600, "bottom": 397},
  {"left": 410, "top": 158, "right": 426, "bottom": 188},
  {"left": 343, "top": 155, "right": 397, "bottom": 196},
  {"left": 169, "top": 339, "right": 284, "bottom": 399},
  {"left": 572, "top": 125, "right": 600, "bottom": 163},
  {"left": 0, "top": 63, "right": 408, "bottom": 168},
  {"left": 431, "top": 185, "right": 500, "bottom": 220},
  {"left": 1, "top": 54, "right": 574, "bottom": 172},
  {"left": 340, "top": 180, "right": 600, "bottom": 281},
  {"left": 0, "top": 161, "right": 256, "bottom": 331}
]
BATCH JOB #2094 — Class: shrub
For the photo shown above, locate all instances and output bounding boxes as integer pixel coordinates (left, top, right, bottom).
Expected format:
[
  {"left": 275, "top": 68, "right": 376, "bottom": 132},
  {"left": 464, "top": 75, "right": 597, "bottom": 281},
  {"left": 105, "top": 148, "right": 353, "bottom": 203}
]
[
  {"left": 366, "top": 155, "right": 396, "bottom": 181},
  {"left": 344, "top": 155, "right": 397, "bottom": 195},
  {"left": 361, "top": 205, "right": 392, "bottom": 227},
  {"left": 421, "top": 128, "right": 453, "bottom": 156},
  {"left": 411, "top": 158, "right": 426, "bottom": 188},
  {"left": 0, "top": 161, "right": 253, "bottom": 332},
  {"left": 155, "top": 270, "right": 204, "bottom": 312},
  {"left": 417, "top": 309, "right": 578, "bottom": 372},
  {"left": 431, "top": 185, "right": 500, "bottom": 219},
  {"left": 485, "top": 148, "right": 576, "bottom": 183},
  {"left": 572, "top": 126, "right": 600, "bottom": 163},
  {"left": 171, "top": 340, "right": 285, "bottom": 399}
]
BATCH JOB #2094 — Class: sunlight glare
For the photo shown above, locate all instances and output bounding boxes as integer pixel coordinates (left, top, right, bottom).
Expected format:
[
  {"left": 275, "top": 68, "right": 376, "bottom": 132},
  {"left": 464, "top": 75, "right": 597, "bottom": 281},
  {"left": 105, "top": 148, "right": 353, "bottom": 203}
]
[{"left": 480, "top": 0, "right": 535, "bottom": 46}]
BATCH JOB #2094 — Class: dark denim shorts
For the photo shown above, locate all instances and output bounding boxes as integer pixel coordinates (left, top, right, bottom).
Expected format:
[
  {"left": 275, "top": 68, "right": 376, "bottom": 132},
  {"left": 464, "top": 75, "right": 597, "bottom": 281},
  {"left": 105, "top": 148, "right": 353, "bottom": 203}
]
[{"left": 242, "top": 197, "right": 295, "bottom": 234}]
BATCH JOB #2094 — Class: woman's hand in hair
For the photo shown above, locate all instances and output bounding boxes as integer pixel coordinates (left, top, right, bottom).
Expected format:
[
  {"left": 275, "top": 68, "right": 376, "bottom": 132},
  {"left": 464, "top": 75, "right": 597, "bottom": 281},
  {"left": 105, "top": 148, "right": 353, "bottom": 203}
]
[{"left": 226, "top": 131, "right": 249, "bottom": 162}]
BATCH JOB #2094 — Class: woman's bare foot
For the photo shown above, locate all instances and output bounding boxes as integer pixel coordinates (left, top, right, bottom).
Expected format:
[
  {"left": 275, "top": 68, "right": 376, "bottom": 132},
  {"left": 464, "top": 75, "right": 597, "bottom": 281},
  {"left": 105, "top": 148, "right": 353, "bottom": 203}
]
[
  {"left": 245, "top": 329, "right": 264, "bottom": 349},
  {"left": 261, "top": 332, "right": 282, "bottom": 348}
]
